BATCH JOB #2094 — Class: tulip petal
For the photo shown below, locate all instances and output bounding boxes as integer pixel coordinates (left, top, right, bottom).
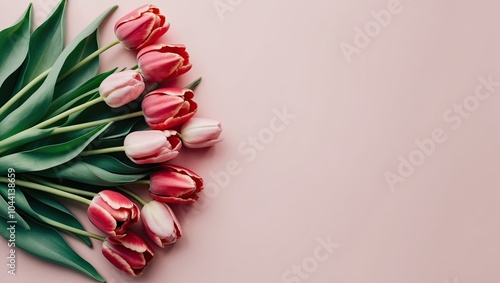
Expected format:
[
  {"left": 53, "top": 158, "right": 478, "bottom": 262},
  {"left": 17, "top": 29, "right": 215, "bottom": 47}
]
[
  {"left": 99, "top": 190, "right": 136, "bottom": 210},
  {"left": 88, "top": 202, "right": 117, "bottom": 235},
  {"left": 102, "top": 243, "right": 138, "bottom": 276}
]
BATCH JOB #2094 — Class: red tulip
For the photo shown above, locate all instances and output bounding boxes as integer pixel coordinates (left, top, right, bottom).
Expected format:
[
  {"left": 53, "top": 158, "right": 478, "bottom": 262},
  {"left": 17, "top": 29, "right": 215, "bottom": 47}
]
[
  {"left": 142, "top": 88, "right": 198, "bottom": 130},
  {"left": 137, "top": 44, "right": 192, "bottom": 82},
  {"left": 141, "top": 201, "right": 182, "bottom": 247},
  {"left": 87, "top": 190, "right": 140, "bottom": 238},
  {"left": 115, "top": 4, "right": 169, "bottom": 50},
  {"left": 124, "top": 130, "right": 181, "bottom": 164},
  {"left": 149, "top": 165, "right": 203, "bottom": 204},
  {"left": 98, "top": 70, "right": 145, "bottom": 108},
  {"left": 102, "top": 231, "right": 154, "bottom": 276}
]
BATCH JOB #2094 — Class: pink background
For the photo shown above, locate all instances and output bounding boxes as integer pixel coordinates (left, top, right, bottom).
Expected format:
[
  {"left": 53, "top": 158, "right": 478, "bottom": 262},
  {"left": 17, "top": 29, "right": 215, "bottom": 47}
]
[{"left": 1, "top": 0, "right": 500, "bottom": 282}]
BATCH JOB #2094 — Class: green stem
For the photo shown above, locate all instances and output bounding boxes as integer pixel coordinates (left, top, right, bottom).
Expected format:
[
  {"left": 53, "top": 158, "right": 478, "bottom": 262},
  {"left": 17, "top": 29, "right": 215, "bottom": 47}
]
[
  {"left": 117, "top": 187, "right": 148, "bottom": 206},
  {"left": 25, "top": 176, "right": 96, "bottom": 198},
  {"left": 80, "top": 146, "right": 125, "bottom": 157},
  {"left": 0, "top": 39, "right": 120, "bottom": 118},
  {"left": 185, "top": 77, "right": 202, "bottom": 90},
  {"left": 132, "top": 180, "right": 151, "bottom": 186},
  {"left": 0, "top": 178, "right": 92, "bottom": 205},
  {"left": 0, "top": 69, "right": 50, "bottom": 118},
  {"left": 53, "top": 111, "right": 143, "bottom": 135},
  {"left": 38, "top": 215, "right": 106, "bottom": 241},
  {"left": 58, "top": 39, "right": 120, "bottom": 82},
  {"left": 34, "top": 96, "right": 103, "bottom": 129},
  {"left": 0, "top": 111, "right": 142, "bottom": 155}
]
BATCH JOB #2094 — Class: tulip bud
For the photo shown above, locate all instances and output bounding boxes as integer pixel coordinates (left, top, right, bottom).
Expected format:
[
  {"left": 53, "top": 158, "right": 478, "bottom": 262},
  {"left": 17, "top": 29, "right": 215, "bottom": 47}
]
[
  {"left": 99, "top": 70, "right": 145, "bottom": 108},
  {"left": 114, "top": 4, "right": 169, "bottom": 50},
  {"left": 141, "top": 201, "right": 182, "bottom": 247},
  {"left": 102, "top": 231, "right": 154, "bottom": 276},
  {"left": 149, "top": 165, "right": 203, "bottom": 204},
  {"left": 180, "top": 118, "right": 223, "bottom": 148},
  {"left": 87, "top": 190, "right": 140, "bottom": 238},
  {"left": 137, "top": 44, "right": 192, "bottom": 82},
  {"left": 124, "top": 130, "right": 181, "bottom": 164},
  {"left": 142, "top": 88, "right": 198, "bottom": 130}
]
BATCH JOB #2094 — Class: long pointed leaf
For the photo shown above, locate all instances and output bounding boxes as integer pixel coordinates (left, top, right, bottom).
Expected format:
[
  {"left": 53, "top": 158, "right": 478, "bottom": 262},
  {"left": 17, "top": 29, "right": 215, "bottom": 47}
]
[
  {"left": 14, "top": 0, "right": 66, "bottom": 93},
  {"left": 0, "top": 6, "right": 117, "bottom": 139},
  {"left": 0, "top": 123, "right": 111, "bottom": 172},
  {"left": 0, "top": 5, "right": 32, "bottom": 103},
  {"left": 0, "top": 217, "right": 105, "bottom": 282}
]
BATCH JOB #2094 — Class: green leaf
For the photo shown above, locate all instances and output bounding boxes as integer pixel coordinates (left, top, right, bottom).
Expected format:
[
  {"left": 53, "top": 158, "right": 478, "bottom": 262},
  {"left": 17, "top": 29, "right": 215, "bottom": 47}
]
[
  {"left": 0, "top": 6, "right": 117, "bottom": 139},
  {"left": 54, "top": 31, "right": 100, "bottom": 98},
  {"left": 37, "top": 161, "right": 149, "bottom": 186},
  {"left": 0, "top": 66, "right": 24, "bottom": 106},
  {"left": 0, "top": 123, "right": 111, "bottom": 173},
  {"left": 0, "top": 185, "right": 91, "bottom": 247},
  {"left": 101, "top": 117, "right": 146, "bottom": 140},
  {"left": 0, "top": 217, "right": 105, "bottom": 282},
  {"left": 0, "top": 5, "right": 32, "bottom": 103},
  {"left": 48, "top": 69, "right": 116, "bottom": 117},
  {"left": 83, "top": 155, "right": 152, "bottom": 174},
  {"left": 0, "top": 187, "right": 30, "bottom": 229},
  {"left": 0, "top": 128, "right": 54, "bottom": 156},
  {"left": 14, "top": 0, "right": 66, "bottom": 93},
  {"left": 24, "top": 191, "right": 92, "bottom": 247}
]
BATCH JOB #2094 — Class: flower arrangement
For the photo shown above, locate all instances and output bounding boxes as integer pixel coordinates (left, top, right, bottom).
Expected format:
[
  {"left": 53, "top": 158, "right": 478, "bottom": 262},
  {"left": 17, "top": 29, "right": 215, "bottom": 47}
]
[{"left": 0, "top": 2, "right": 222, "bottom": 281}]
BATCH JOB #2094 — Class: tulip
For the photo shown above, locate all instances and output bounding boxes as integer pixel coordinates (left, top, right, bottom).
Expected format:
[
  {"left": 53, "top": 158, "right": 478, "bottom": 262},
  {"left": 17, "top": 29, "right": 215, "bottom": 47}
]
[
  {"left": 99, "top": 70, "right": 145, "bottom": 108},
  {"left": 114, "top": 4, "right": 169, "bottom": 50},
  {"left": 102, "top": 231, "right": 154, "bottom": 276},
  {"left": 142, "top": 88, "right": 198, "bottom": 130},
  {"left": 87, "top": 190, "right": 140, "bottom": 238},
  {"left": 141, "top": 201, "right": 182, "bottom": 247},
  {"left": 149, "top": 165, "right": 203, "bottom": 204},
  {"left": 137, "top": 44, "right": 192, "bottom": 82},
  {"left": 124, "top": 130, "right": 181, "bottom": 164},
  {"left": 180, "top": 118, "right": 223, "bottom": 148}
]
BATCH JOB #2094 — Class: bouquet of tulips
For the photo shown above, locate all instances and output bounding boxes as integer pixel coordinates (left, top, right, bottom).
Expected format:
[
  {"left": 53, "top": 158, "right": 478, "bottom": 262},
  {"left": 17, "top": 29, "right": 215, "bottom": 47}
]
[{"left": 0, "top": 2, "right": 222, "bottom": 281}]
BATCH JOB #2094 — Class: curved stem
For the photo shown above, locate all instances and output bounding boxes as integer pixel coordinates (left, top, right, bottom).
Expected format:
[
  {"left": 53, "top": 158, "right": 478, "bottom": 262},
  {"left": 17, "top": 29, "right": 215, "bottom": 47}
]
[
  {"left": 117, "top": 187, "right": 148, "bottom": 206},
  {"left": 39, "top": 215, "right": 106, "bottom": 241},
  {"left": 25, "top": 176, "right": 96, "bottom": 198},
  {"left": 53, "top": 111, "right": 143, "bottom": 135},
  {"left": 0, "top": 39, "right": 120, "bottom": 118},
  {"left": 0, "top": 69, "right": 50, "bottom": 118},
  {"left": 58, "top": 39, "right": 120, "bottom": 82},
  {"left": 34, "top": 96, "right": 103, "bottom": 129},
  {"left": 0, "top": 177, "right": 92, "bottom": 205},
  {"left": 80, "top": 146, "right": 125, "bottom": 157}
]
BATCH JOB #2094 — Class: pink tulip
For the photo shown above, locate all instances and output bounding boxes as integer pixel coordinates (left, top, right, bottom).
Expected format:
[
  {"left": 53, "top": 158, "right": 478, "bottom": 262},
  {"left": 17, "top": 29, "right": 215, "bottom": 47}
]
[
  {"left": 124, "top": 130, "right": 181, "bottom": 164},
  {"left": 114, "top": 4, "right": 169, "bottom": 50},
  {"left": 180, "top": 118, "right": 223, "bottom": 148},
  {"left": 142, "top": 88, "right": 198, "bottom": 130},
  {"left": 141, "top": 201, "right": 182, "bottom": 247},
  {"left": 149, "top": 165, "right": 203, "bottom": 204},
  {"left": 102, "top": 231, "right": 154, "bottom": 276},
  {"left": 137, "top": 44, "right": 192, "bottom": 82},
  {"left": 87, "top": 190, "right": 140, "bottom": 238},
  {"left": 99, "top": 70, "right": 145, "bottom": 108}
]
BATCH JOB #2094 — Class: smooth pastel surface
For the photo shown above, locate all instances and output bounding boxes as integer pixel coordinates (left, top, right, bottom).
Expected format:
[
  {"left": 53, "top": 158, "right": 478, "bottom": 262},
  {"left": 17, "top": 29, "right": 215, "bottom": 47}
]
[{"left": 1, "top": 0, "right": 500, "bottom": 283}]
